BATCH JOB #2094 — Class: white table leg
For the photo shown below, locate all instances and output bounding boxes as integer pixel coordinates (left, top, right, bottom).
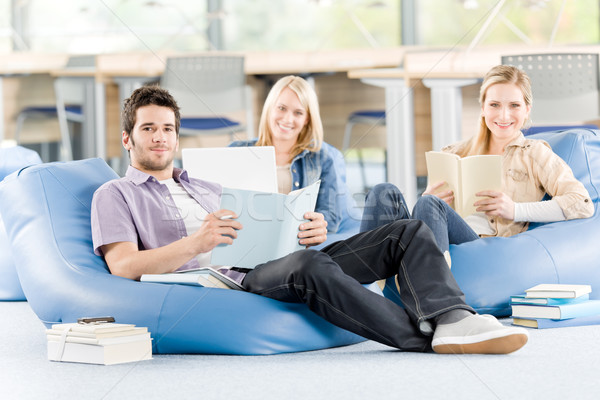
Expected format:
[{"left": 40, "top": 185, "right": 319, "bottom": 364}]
[
  {"left": 422, "top": 78, "right": 480, "bottom": 150},
  {"left": 94, "top": 80, "right": 106, "bottom": 160},
  {"left": 0, "top": 76, "right": 4, "bottom": 143},
  {"left": 362, "top": 77, "right": 417, "bottom": 209}
]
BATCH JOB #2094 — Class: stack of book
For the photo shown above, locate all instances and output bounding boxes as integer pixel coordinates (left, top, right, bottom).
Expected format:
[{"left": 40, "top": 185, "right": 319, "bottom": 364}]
[
  {"left": 47, "top": 322, "right": 152, "bottom": 365},
  {"left": 511, "top": 284, "right": 600, "bottom": 329}
]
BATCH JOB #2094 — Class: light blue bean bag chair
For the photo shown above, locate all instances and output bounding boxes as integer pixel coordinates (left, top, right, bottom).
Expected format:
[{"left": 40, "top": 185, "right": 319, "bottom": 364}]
[
  {"left": 0, "top": 146, "right": 42, "bottom": 301},
  {"left": 383, "top": 128, "right": 600, "bottom": 316},
  {"left": 0, "top": 157, "right": 380, "bottom": 355}
]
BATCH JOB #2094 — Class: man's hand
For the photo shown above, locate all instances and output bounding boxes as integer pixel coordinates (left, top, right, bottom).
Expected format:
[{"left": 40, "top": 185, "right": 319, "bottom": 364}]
[
  {"left": 298, "top": 211, "right": 327, "bottom": 247},
  {"left": 474, "top": 190, "right": 515, "bottom": 220},
  {"left": 423, "top": 181, "right": 454, "bottom": 206},
  {"left": 190, "top": 210, "right": 243, "bottom": 253},
  {"left": 101, "top": 209, "right": 242, "bottom": 281}
]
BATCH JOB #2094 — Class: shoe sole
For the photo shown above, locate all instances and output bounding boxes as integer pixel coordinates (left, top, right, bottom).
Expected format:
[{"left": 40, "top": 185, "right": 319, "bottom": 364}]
[{"left": 433, "top": 333, "right": 528, "bottom": 354}]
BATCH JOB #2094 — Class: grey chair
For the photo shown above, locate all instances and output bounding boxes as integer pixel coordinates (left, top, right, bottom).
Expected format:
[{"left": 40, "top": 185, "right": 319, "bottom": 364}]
[
  {"left": 501, "top": 53, "right": 600, "bottom": 130},
  {"left": 160, "top": 55, "right": 254, "bottom": 141}
]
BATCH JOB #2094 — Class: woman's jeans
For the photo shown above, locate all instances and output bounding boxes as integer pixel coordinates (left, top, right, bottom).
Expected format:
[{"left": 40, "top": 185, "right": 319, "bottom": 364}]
[
  {"left": 360, "top": 183, "right": 479, "bottom": 252},
  {"left": 243, "top": 220, "right": 473, "bottom": 352}
]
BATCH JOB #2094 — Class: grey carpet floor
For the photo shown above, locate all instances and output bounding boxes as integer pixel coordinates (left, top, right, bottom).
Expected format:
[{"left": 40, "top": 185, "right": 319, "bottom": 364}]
[{"left": 2, "top": 301, "right": 599, "bottom": 400}]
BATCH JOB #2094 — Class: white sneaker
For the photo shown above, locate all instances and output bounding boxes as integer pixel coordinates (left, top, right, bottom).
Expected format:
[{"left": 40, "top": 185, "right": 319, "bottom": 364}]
[{"left": 432, "top": 314, "right": 529, "bottom": 354}]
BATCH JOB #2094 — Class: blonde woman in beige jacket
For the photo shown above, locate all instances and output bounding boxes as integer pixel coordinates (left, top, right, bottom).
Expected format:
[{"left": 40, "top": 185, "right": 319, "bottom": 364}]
[{"left": 360, "top": 64, "right": 594, "bottom": 252}]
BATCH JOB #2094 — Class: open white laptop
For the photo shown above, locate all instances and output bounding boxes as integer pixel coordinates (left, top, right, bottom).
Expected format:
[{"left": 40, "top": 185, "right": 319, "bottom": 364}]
[{"left": 182, "top": 146, "right": 278, "bottom": 193}]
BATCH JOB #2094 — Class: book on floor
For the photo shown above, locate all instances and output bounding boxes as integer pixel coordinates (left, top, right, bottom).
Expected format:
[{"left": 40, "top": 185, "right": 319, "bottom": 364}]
[
  {"left": 47, "top": 339, "right": 152, "bottom": 365},
  {"left": 511, "top": 299, "right": 600, "bottom": 320},
  {"left": 510, "top": 293, "right": 590, "bottom": 306},
  {"left": 425, "top": 151, "right": 501, "bottom": 217},
  {"left": 46, "top": 325, "right": 148, "bottom": 339},
  {"left": 47, "top": 322, "right": 152, "bottom": 365},
  {"left": 512, "top": 314, "right": 600, "bottom": 329},
  {"left": 47, "top": 332, "right": 151, "bottom": 346},
  {"left": 50, "top": 322, "right": 138, "bottom": 334},
  {"left": 525, "top": 284, "right": 592, "bottom": 299},
  {"left": 140, "top": 267, "right": 244, "bottom": 290},
  {"left": 210, "top": 180, "right": 320, "bottom": 269}
]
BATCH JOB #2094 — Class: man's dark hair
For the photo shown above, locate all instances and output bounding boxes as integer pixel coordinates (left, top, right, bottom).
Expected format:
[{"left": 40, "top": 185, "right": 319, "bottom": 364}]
[{"left": 121, "top": 85, "right": 181, "bottom": 136}]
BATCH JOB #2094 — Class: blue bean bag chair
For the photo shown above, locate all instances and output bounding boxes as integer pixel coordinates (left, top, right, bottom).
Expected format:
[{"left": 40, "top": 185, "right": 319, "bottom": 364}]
[
  {"left": 0, "top": 146, "right": 42, "bottom": 301},
  {"left": 0, "top": 158, "right": 380, "bottom": 355},
  {"left": 450, "top": 128, "right": 600, "bottom": 316}
]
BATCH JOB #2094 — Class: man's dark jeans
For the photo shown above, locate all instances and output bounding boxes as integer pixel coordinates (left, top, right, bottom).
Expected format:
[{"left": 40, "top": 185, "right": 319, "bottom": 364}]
[{"left": 243, "top": 220, "right": 473, "bottom": 352}]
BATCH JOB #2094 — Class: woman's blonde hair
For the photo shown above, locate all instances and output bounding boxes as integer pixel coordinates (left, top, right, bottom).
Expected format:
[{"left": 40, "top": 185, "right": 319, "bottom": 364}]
[
  {"left": 459, "top": 65, "right": 532, "bottom": 157},
  {"left": 256, "top": 75, "right": 323, "bottom": 161}
]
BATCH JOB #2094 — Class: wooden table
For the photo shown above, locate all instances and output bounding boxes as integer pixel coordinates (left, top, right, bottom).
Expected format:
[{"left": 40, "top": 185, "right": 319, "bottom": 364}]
[{"left": 0, "top": 54, "right": 68, "bottom": 143}]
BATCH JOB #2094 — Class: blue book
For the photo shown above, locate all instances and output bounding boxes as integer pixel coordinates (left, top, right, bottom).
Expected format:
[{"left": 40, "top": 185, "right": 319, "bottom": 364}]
[
  {"left": 512, "top": 314, "right": 600, "bottom": 329},
  {"left": 510, "top": 294, "right": 590, "bottom": 306},
  {"left": 210, "top": 181, "right": 320, "bottom": 269},
  {"left": 511, "top": 299, "right": 600, "bottom": 320}
]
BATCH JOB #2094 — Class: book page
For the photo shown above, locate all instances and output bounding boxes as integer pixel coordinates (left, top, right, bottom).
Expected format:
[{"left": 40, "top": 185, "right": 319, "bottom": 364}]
[
  {"left": 211, "top": 188, "right": 286, "bottom": 268},
  {"left": 458, "top": 155, "right": 502, "bottom": 217},
  {"left": 425, "top": 151, "right": 460, "bottom": 210},
  {"left": 210, "top": 181, "right": 319, "bottom": 269},
  {"left": 279, "top": 181, "right": 320, "bottom": 255}
]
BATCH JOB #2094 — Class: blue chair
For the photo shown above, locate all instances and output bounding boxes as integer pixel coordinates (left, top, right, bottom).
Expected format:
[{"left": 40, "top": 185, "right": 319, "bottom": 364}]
[
  {"left": 0, "top": 146, "right": 42, "bottom": 300},
  {"left": 382, "top": 128, "right": 600, "bottom": 316},
  {"left": 0, "top": 158, "right": 381, "bottom": 354},
  {"left": 521, "top": 124, "right": 599, "bottom": 136},
  {"left": 342, "top": 110, "right": 387, "bottom": 192}
]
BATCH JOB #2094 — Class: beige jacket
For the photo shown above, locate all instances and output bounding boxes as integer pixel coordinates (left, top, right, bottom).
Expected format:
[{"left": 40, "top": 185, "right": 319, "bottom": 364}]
[{"left": 442, "top": 133, "right": 594, "bottom": 237}]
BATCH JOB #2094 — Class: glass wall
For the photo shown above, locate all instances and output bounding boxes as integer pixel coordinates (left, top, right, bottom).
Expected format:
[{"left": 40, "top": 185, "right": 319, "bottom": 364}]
[
  {"left": 0, "top": 0, "right": 401, "bottom": 54},
  {"left": 223, "top": 0, "right": 401, "bottom": 51},
  {"left": 0, "top": 0, "right": 597, "bottom": 55},
  {"left": 418, "top": 0, "right": 599, "bottom": 47}
]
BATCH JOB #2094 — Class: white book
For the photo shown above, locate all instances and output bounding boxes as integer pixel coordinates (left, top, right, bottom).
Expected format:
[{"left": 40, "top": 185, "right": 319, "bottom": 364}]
[
  {"left": 525, "top": 284, "right": 592, "bottom": 299},
  {"left": 47, "top": 332, "right": 151, "bottom": 346},
  {"left": 47, "top": 339, "right": 152, "bottom": 365},
  {"left": 425, "top": 151, "right": 502, "bottom": 217},
  {"left": 50, "top": 322, "right": 137, "bottom": 334},
  {"left": 45, "top": 326, "right": 148, "bottom": 339}
]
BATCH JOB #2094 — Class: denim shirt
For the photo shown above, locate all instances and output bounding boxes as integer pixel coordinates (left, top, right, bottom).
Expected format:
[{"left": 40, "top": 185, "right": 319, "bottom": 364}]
[{"left": 229, "top": 139, "right": 359, "bottom": 233}]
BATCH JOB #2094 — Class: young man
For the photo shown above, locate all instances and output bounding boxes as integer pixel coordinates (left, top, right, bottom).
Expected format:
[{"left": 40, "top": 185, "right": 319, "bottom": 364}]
[{"left": 91, "top": 86, "right": 528, "bottom": 354}]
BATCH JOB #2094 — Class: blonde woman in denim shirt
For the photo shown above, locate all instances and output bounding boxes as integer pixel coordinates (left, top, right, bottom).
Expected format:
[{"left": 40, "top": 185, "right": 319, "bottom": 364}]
[
  {"left": 361, "top": 65, "right": 594, "bottom": 253},
  {"left": 230, "top": 76, "right": 360, "bottom": 241}
]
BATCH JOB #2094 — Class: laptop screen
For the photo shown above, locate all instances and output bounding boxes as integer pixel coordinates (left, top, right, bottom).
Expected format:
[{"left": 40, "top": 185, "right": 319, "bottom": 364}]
[{"left": 182, "top": 146, "right": 278, "bottom": 193}]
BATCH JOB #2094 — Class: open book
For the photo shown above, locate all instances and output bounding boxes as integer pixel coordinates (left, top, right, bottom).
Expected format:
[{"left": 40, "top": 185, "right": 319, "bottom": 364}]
[
  {"left": 210, "top": 180, "right": 320, "bottom": 269},
  {"left": 140, "top": 267, "right": 243, "bottom": 290},
  {"left": 425, "top": 151, "right": 502, "bottom": 218}
]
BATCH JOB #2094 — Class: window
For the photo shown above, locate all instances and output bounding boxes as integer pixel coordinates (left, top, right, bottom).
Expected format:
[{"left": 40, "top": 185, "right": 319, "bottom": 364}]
[{"left": 0, "top": 0, "right": 597, "bottom": 54}]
